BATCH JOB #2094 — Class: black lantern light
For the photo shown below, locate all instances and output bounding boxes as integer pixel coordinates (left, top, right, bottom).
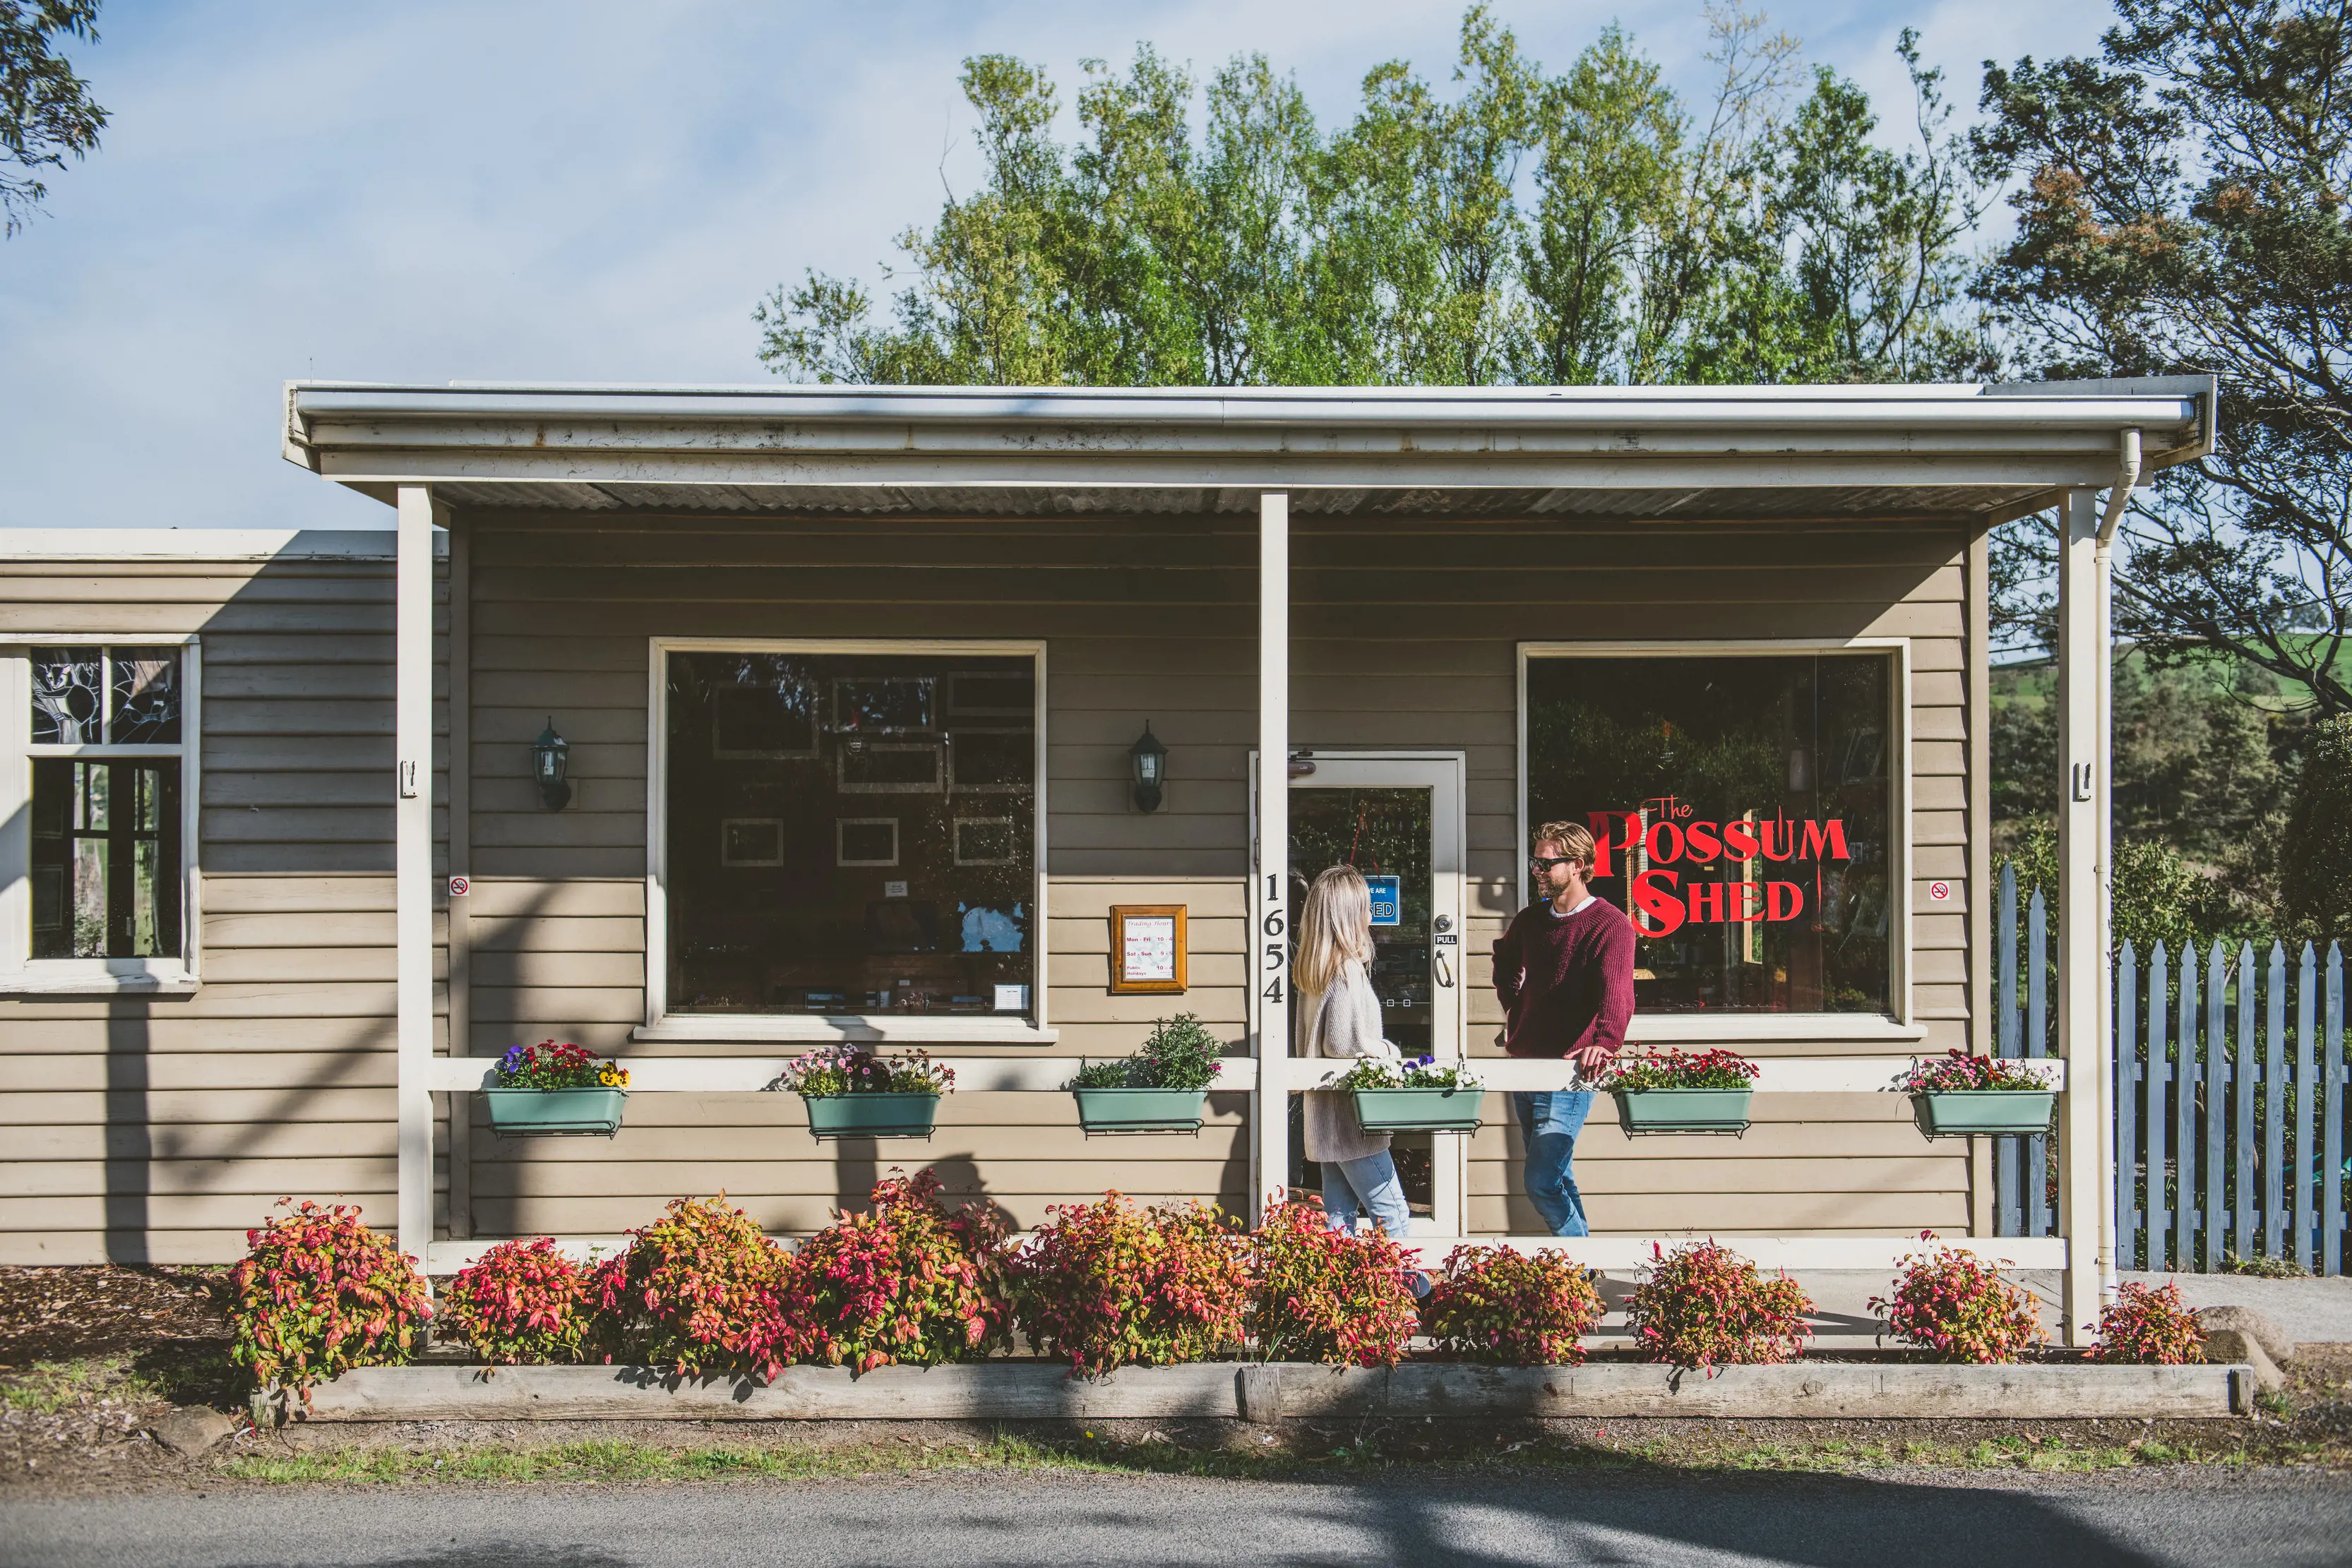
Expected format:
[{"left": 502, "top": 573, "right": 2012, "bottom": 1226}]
[
  {"left": 1128, "top": 721, "right": 1168, "bottom": 813},
  {"left": 532, "top": 717, "right": 571, "bottom": 811}
]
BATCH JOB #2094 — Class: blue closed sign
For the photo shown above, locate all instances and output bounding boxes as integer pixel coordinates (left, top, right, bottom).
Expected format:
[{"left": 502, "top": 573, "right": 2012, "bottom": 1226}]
[{"left": 1366, "top": 875, "right": 1401, "bottom": 927}]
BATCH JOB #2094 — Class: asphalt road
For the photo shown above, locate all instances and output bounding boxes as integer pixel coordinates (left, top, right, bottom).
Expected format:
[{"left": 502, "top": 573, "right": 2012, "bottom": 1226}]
[{"left": 4, "top": 1469, "right": 2348, "bottom": 1567}]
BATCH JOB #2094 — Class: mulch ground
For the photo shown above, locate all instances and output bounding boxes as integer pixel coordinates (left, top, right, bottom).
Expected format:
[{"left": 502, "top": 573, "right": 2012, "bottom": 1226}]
[{"left": 0, "top": 1265, "right": 229, "bottom": 1365}]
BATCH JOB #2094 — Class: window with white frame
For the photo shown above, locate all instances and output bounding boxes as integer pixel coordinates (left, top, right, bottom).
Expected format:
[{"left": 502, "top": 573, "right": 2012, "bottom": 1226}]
[
  {"left": 4, "top": 642, "right": 198, "bottom": 983},
  {"left": 1524, "top": 648, "right": 1896, "bottom": 1015},
  {"left": 660, "top": 645, "right": 1039, "bottom": 1017}
]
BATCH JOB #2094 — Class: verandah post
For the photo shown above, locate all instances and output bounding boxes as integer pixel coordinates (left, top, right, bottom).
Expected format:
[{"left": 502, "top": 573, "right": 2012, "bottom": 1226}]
[
  {"left": 2055, "top": 486, "right": 2103, "bottom": 1340},
  {"left": 1252, "top": 491, "right": 1290, "bottom": 1226},
  {"left": 394, "top": 484, "right": 436, "bottom": 1265}
]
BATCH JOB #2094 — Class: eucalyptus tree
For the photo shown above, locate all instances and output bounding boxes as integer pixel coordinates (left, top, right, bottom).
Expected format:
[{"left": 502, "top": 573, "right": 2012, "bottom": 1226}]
[{"left": 1, "top": 0, "right": 107, "bottom": 237}]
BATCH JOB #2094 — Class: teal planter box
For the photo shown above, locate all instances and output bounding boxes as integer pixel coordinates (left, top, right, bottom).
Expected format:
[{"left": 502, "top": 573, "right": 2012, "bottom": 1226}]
[
  {"left": 1613, "top": 1087, "right": 1752, "bottom": 1135},
  {"left": 483, "top": 1087, "right": 628, "bottom": 1137},
  {"left": 804, "top": 1092, "right": 941, "bottom": 1139},
  {"left": 1351, "top": 1087, "right": 1482, "bottom": 1134},
  {"left": 1911, "top": 1090, "right": 2056, "bottom": 1138},
  {"left": 1072, "top": 1087, "right": 1209, "bottom": 1133}
]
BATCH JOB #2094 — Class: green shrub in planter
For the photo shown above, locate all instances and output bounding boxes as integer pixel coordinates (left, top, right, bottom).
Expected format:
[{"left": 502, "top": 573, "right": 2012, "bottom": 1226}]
[
  {"left": 443, "top": 1237, "right": 592, "bottom": 1365},
  {"left": 1602, "top": 1048, "right": 1757, "bottom": 1133},
  {"left": 770, "top": 1046, "right": 952, "bottom": 1139},
  {"left": 1868, "top": 1232, "right": 2046, "bottom": 1363},
  {"left": 1420, "top": 1244, "right": 1602, "bottom": 1365},
  {"left": 1068, "top": 1015, "right": 1224, "bottom": 1132},
  {"left": 1627, "top": 1239, "right": 1812, "bottom": 1371},
  {"left": 227, "top": 1199, "right": 432, "bottom": 1398},
  {"left": 1896, "top": 1051, "right": 2056, "bottom": 1137},
  {"left": 1334, "top": 1055, "right": 1484, "bottom": 1132}
]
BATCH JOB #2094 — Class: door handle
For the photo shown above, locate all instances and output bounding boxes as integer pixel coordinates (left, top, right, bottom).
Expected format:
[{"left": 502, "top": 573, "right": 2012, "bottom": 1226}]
[{"left": 1434, "top": 951, "right": 1455, "bottom": 988}]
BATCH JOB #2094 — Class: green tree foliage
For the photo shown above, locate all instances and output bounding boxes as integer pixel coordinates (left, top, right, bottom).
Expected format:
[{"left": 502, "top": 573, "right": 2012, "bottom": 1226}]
[
  {"left": 0, "top": 0, "right": 106, "bottom": 237},
  {"left": 1995, "top": 652, "right": 2296, "bottom": 938},
  {"left": 757, "top": 4, "right": 1991, "bottom": 390},
  {"left": 2279, "top": 715, "right": 2352, "bottom": 947},
  {"left": 1971, "top": 0, "right": 2352, "bottom": 717}
]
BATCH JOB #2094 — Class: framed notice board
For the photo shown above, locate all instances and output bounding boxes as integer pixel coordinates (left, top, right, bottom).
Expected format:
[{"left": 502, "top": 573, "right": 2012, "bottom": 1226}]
[{"left": 1108, "top": 904, "right": 1188, "bottom": 994}]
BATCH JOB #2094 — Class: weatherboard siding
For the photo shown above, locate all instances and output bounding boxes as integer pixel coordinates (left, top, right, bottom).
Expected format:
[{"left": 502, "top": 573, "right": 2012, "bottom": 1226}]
[{"left": 0, "top": 513, "right": 1983, "bottom": 1259}]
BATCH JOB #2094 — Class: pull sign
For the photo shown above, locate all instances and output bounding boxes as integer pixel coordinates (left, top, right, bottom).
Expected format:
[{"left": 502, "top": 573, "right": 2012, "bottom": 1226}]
[
  {"left": 397, "top": 759, "right": 419, "bottom": 799},
  {"left": 2070, "top": 762, "right": 2094, "bottom": 802}
]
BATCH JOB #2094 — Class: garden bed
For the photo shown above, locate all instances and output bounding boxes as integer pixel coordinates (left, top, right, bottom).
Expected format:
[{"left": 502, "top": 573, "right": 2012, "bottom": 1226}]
[{"left": 262, "top": 1358, "right": 2251, "bottom": 1425}]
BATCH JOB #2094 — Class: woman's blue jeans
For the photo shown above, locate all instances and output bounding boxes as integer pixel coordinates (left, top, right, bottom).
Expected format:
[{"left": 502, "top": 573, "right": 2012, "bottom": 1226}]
[
  {"left": 1512, "top": 1089, "right": 1594, "bottom": 1237},
  {"left": 1320, "top": 1150, "right": 1413, "bottom": 1238}
]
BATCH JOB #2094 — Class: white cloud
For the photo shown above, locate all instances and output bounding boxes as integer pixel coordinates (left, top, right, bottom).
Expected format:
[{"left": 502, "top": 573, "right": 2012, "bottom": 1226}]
[{"left": 0, "top": 0, "right": 2121, "bottom": 530}]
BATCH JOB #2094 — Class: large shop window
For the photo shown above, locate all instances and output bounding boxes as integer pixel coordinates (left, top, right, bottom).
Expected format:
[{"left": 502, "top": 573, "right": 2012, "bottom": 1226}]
[
  {"left": 6, "top": 643, "right": 196, "bottom": 988},
  {"left": 662, "top": 647, "right": 1039, "bottom": 1018},
  {"left": 1525, "top": 650, "right": 1895, "bottom": 1015}
]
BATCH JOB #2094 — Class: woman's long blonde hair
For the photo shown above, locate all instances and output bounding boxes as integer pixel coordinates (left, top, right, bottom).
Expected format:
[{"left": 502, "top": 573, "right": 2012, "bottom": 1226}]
[{"left": 1294, "top": 864, "right": 1373, "bottom": 999}]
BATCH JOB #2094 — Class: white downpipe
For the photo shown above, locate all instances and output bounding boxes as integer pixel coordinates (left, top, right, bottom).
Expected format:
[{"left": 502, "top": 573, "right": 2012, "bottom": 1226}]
[{"left": 2093, "top": 430, "right": 2142, "bottom": 1309}]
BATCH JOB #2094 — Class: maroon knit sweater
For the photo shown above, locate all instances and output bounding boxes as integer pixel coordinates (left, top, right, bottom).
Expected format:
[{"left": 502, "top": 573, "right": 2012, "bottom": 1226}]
[{"left": 1492, "top": 897, "right": 1638, "bottom": 1060}]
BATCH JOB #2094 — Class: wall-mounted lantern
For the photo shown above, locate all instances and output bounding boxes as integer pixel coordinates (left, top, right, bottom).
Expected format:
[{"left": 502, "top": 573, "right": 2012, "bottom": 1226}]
[
  {"left": 1129, "top": 721, "right": 1167, "bottom": 813},
  {"left": 532, "top": 717, "right": 571, "bottom": 811}
]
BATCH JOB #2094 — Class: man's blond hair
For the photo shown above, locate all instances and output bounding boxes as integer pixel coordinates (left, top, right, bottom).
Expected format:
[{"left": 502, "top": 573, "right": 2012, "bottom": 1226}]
[{"left": 1532, "top": 820, "right": 1596, "bottom": 872}]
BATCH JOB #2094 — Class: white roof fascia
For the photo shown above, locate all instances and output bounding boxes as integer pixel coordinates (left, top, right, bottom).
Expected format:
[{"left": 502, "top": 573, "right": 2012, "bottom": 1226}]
[{"left": 281, "top": 376, "right": 2216, "bottom": 496}]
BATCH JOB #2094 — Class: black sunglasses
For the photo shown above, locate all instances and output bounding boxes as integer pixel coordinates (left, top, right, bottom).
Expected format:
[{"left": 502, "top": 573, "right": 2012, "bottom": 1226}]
[{"left": 1529, "top": 856, "right": 1581, "bottom": 873}]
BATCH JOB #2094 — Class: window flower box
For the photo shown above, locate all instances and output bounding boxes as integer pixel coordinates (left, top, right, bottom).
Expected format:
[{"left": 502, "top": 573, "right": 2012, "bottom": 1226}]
[
  {"left": 1335, "top": 1057, "right": 1484, "bottom": 1134},
  {"left": 484, "top": 1041, "right": 630, "bottom": 1137},
  {"left": 804, "top": 1092, "right": 943, "bottom": 1139},
  {"left": 1070, "top": 1087, "right": 1209, "bottom": 1133},
  {"left": 772, "top": 1046, "right": 954, "bottom": 1141},
  {"left": 1601, "top": 1048, "right": 1758, "bottom": 1135},
  {"left": 1067, "top": 1014, "right": 1223, "bottom": 1133},
  {"left": 1895, "top": 1052, "right": 2057, "bottom": 1138},
  {"left": 1612, "top": 1087, "right": 1753, "bottom": 1135}
]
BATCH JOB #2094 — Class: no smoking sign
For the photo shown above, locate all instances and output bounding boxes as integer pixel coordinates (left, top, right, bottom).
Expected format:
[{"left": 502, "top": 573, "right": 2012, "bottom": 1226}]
[{"left": 1928, "top": 880, "right": 1951, "bottom": 902}]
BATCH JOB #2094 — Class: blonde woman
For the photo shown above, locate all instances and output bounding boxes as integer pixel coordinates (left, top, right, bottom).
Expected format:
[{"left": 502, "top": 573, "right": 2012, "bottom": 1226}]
[{"left": 1294, "top": 863, "right": 1414, "bottom": 1240}]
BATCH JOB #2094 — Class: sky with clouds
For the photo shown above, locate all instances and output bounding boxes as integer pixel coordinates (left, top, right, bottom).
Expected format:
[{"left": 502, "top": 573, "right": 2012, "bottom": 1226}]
[{"left": 1, "top": 0, "right": 2127, "bottom": 532}]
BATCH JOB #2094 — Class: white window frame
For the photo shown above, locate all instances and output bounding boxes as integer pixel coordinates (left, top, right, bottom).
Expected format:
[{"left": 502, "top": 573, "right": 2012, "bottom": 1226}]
[
  {"left": 640, "top": 637, "right": 1051, "bottom": 1045},
  {"left": 1517, "top": 638, "right": 1919, "bottom": 1043},
  {"left": 0, "top": 636, "right": 203, "bottom": 994}
]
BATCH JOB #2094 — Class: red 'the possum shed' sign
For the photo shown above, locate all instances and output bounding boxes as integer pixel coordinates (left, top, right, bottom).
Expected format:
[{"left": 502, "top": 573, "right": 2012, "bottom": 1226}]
[{"left": 1585, "top": 797, "right": 1852, "bottom": 940}]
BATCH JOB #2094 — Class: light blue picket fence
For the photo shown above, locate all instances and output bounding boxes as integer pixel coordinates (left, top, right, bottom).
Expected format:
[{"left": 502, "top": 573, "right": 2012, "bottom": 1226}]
[{"left": 1991, "top": 863, "right": 2350, "bottom": 1274}]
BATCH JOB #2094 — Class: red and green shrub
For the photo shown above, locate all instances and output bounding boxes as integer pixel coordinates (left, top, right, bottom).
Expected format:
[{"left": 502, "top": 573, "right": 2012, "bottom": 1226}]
[
  {"left": 1245, "top": 1197, "right": 1419, "bottom": 1367},
  {"left": 227, "top": 1199, "right": 432, "bottom": 1394},
  {"left": 779, "top": 1168, "right": 1011, "bottom": 1375},
  {"left": 1870, "top": 1233, "right": 2046, "bottom": 1363},
  {"left": 444, "top": 1238, "right": 592, "bottom": 1365},
  {"left": 2090, "top": 1280, "right": 2204, "bottom": 1365},
  {"left": 1627, "top": 1240, "right": 1811, "bottom": 1372},
  {"left": 1005, "top": 1191, "right": 1247, "bottom": 1375},
  {"left": 590, "top": 1195, "right": 794, "bottom": 1379},
  {"left": 1421, "top": 1245, "right": 1602, "bottom": 1365}
]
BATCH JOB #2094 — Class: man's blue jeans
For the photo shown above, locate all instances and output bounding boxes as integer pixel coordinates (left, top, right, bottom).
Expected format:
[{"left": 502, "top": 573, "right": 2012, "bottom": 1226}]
[{"left": 1513, "top": 1089, "right": 1594, "bottom": 1237}]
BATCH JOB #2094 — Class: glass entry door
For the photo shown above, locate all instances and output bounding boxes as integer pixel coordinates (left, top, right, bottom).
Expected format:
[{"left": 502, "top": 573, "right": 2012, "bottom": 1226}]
[{"left": 1260, "top": 754, "right": 1466, "bottom": 1235}]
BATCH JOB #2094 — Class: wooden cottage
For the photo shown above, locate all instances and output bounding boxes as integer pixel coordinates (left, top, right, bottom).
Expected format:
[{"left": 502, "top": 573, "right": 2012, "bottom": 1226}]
[{"left": 0, "top": 377, "right": 2213, "bottom": 1341}]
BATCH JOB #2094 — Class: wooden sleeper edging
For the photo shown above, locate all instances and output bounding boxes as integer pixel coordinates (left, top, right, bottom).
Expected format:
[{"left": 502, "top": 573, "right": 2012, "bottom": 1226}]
[{"left": 258, "top": 1360, "right": 2250, "bottom": 1425}]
